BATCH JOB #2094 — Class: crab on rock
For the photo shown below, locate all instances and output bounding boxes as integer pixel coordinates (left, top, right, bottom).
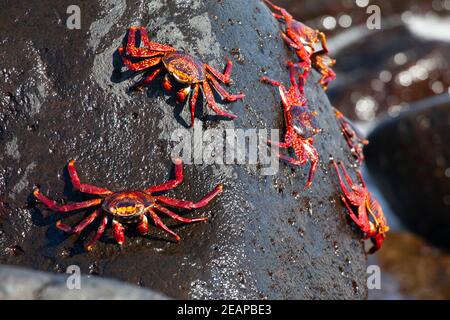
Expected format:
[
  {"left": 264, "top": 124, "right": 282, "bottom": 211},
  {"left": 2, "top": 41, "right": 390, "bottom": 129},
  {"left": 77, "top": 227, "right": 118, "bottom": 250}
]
[
  {"left": 261, "top": 70, "right": 320, "bottom": 189},
  {"left": 118, "top": 26, "right": 245, "bottom": 126},
  {"left": 334, "top": 108, "right": 369, "bottom": 165},
  {"left": 262, "top": 0, "right": 336, "bottom": 90},
  {"left": 331, "top": 160, "right": 389, "bottom": 253},
  {"left": 33, "top": 159, "right": 222, "bottom": 250}
]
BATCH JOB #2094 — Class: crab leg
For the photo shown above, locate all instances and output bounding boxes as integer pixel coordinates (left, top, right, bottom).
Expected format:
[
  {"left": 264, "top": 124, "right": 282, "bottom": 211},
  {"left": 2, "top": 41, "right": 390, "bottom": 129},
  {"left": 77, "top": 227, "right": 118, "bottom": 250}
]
[
  {"left": 135, "top": 27, "right": 176, "bottom": 53},
  {"left": 85, "top": 215, "right": 108, "bottom": 251},
  {"left": 261, "top": 76, "right": 294, "bottom": 109},
  {"left": 263, "top": 0, "right": 296, "bottom": 24},
  {"left": 261, "top": 76, "right": 282, "bottom": 87},
  {"left": 356, "top": 170, "right": 367, "bottom": 188},
  {"left": 153, "top": 203, "right": 208, "bottom": 223},
  {"left": 287, "top": 61, "right": 306, "bottom": 95},
  {"left": 267, "top": 140, "right": 292, "bottom": 149},
  {"left": 206, "top": 74, "right": 245, "bottom": 102},
  {"left": 145, "top": 158, "right": 183, "bottom": 193},
  {"left": 338, "top": 161, "right": 358, "bottom": 189},
  {"left": 287, "top": 61, "right": 299, "bottom": 87},
  {"left": 67, "top": 160, "right": 112, "bottom": 196},
  {"left": 330, "top": 161, "right": 356, "bottom": 201},
  {"left": 56, "top": 208, "right": 101, "bottom": 234},
  {"left": 148, "top": 209, "right": 180, "bottom": 241},
  {"left": 33, "top": 189, "right": 102, "bottom": 213},
  {"left": 126, "top": 26, "right": 175, "bottom": 57},
  {"left": 119, "top": 48, "right": 162, "bottom": 71},
  {"left": 130, "top": 67, "right": 164, "bottom": 91},
  {"left": 340, "top": 195, "right": 362, "bottom": 226},
  {"left": 204, "top": 60, "right": 233, "bottom": 84},
  {"left": 155, "top": 184, "right": 222, "bottom": 209},
  {"left": 317, "top": 31, "right": 330, "bottom": 55},
  {"left": 202, "top": 81, "right": 237, "bottom": 119},
  {"left": 277, "top": 153, "right": 305, "bottom": 166},
  {"left": 112, "top": 219, "right": 125, "bottom": 245},
  {"left": 189, "top": 83, "right": 200, "bottom": 127},
  {"left": 304, "top": 147, "right": 318, "bottom": 189},
  {"left": 262, "top": 0, "right": 286, "bottom": 13},
  {"left": 281, "top": 32, "right": 303, "bottom": 50}
]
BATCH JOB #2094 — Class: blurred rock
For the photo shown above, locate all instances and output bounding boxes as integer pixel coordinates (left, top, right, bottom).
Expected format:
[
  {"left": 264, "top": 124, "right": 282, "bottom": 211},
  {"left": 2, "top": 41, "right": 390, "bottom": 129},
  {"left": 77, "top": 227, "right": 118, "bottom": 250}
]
[
  {"left": 369, "top": 231, "right": 450, "bottom": 300},
  {"left": 272, "top": 0, "right": 450, "bottom": 122},
  {"left": 0, "top": 0, "right": 367, "bottom": 299},
  {"left": 330, "top": 24, "right": 450, "bottom": 122},
  {"left": 365, "top": 104, "right": 450, "bottom": 248},
  {"left": 0, "top": 265, "right": 168, "bottom": 299}
]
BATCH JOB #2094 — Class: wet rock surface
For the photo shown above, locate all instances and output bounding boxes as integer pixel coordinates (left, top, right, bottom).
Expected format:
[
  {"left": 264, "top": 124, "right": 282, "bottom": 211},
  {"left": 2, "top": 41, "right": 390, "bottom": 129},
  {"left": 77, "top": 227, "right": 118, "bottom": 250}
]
[
  {"left": 0, "top": 0, "right": 367, "bottom": 299},
  {"left": 0, "top": 264, "right": 168, "bottom": 299},
  {"left": 365, "top": 104, "right": 450, "bottom": 248}
]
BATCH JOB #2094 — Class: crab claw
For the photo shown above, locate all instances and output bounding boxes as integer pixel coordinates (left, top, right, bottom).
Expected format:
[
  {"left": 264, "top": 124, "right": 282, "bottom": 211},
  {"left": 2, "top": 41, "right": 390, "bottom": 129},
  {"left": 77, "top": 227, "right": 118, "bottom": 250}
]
[
  {"left": 368, "top": 233, "right": 385, "bottom": 254},
  {"left": 137, "top": 215, "right": 149, "bottom": 235},
  {"left": 112, "top": 219, "right": 125, "bottom": 245}
]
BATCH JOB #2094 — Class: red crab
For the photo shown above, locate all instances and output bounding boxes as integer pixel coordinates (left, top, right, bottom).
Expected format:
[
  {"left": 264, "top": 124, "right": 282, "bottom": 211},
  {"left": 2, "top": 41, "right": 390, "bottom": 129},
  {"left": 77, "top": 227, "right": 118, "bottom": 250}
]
[
  {"left": 118, "top": 26, "right": 245, "bottom": 126},
  {"left": 33, "top": 159, "right": 222, "bottom": 250},
  {"left": 311, "top": 54, "right": 336, "bottom": 91},
  {"left": 261, "top": 71, "right": 320, "bottom": 189},
  {"left": 331, "top": 160, "right": 389, "bottom": 253},
  {"left": 334, "top": 108, "right": 369, "bottom": 165},
  {"left": 262, "top": 0, "right": 336, "bottom": 90}
]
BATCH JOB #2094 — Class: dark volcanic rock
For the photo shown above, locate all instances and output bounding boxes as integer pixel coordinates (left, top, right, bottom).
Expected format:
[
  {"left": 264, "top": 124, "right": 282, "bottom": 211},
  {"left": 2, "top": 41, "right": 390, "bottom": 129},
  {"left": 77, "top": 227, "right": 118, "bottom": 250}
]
[
  {"left": 0, "top": 0, "right": 366, "bottom": 299},
  {"left": 365, "top": 104, "right": 450, "bottom": 248}
]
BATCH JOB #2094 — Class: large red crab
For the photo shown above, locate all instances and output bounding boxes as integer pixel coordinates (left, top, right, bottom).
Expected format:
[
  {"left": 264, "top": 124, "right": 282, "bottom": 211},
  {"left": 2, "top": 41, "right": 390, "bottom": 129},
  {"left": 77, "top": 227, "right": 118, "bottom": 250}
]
[
  {"left": 118, "top": 26, "right": 245, "bottom": 126},
  {"left": 261, "top": 70, "right": 320, "bottom": 189},
  {"left": 262, "top": 0, "right": 336, "bottom": 90},
  {"left": 331, "top": 160, "right": 389, "bottom": 253},
  {"left": 334, "top": 108, "right": 369, "bottom": 165},
  {"left": 33, "top": 159, "right": 222, "bottom": 250}
]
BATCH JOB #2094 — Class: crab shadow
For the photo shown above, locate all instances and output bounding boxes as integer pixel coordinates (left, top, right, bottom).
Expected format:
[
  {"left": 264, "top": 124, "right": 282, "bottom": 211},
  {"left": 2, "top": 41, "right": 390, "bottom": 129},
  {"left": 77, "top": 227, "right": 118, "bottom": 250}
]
[{"left": 110, "top": 35, "right": 238, "bottom": 128}]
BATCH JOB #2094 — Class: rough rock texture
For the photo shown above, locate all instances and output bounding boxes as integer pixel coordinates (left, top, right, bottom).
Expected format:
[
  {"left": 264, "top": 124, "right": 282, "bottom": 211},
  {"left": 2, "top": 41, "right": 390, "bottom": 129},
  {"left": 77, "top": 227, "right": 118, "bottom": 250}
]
[
  {"left": 0, "top": 0, "right": 367, "bottom": 299},
  {"left": 0, "top": 265, "right": 168, "bottom": 299},
  {"left": 365, "top": 104, "right": 450, "bottom": 249}
]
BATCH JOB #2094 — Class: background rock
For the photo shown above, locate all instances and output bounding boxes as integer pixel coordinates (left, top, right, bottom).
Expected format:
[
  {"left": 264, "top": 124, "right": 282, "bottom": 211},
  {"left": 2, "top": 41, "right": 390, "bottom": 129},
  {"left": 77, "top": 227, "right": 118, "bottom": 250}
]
[
  {"left": 0, "top": 0, "right": 367, "bottom": 299},
  {"left": 0, "top": 264, "right": 168, "bottom": 299},
  {"left": 273, "top": 0, "right": 450, "bottom": 123},
  {"left": 369, "top": 231, "right": 450, "bottom": 300},
  {"left": 365, "top": 104, "right": 450, "bottom": 248}
]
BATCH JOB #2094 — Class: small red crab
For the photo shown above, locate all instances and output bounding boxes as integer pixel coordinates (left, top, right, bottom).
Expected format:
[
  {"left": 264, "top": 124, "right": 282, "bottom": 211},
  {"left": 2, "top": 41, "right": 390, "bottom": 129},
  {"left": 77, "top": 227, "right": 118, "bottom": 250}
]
[
  {"left": 262, "top": 0, "right": 336, "bottom": 90},
  {"left": 33, "top": 159, "right": 222, "bottom": 250},
  {"left": 118, "top": 26, "right": 245, "bottom": 126},
  {"left": 311, "top": 54, "right": 336, "bottom": 91},
  {"left": 331, "top": 160, "right": 389, "bottom": 253},
  {"left": 261, "top": 71, "right": 320, "bottom": 189},
  {"left": 334, "top": 108, "right": 369, "bottom": 165}
]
